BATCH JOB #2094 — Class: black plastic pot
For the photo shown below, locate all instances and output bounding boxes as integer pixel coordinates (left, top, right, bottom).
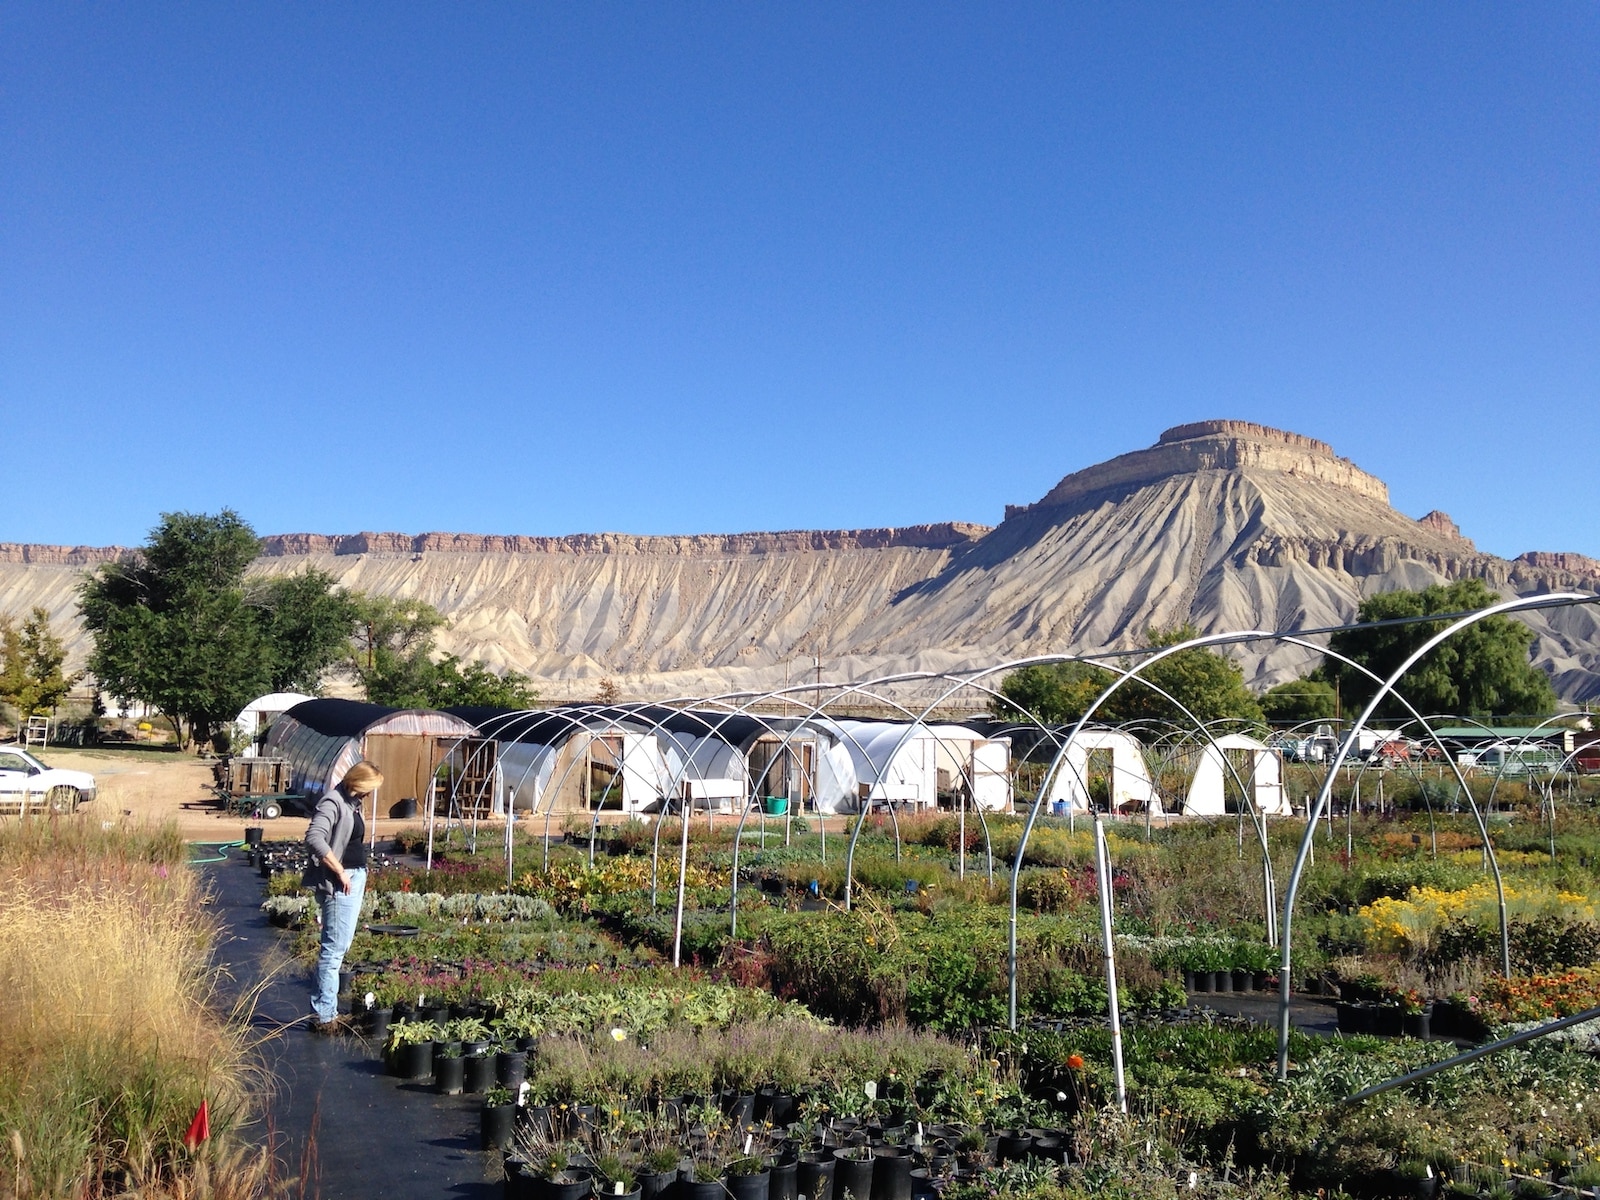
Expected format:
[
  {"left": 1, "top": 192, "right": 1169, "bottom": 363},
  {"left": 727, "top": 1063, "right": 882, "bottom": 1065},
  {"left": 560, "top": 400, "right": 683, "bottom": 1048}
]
[
  {"left": 1231, "top": 969, "right": 1253, "bottom": 993},
  {"left": 395, "top": 1040, "right": 434, "bottom": 1080},
  {"left": 769, "top": 1156, "right": 798, "bottom": 1200},
  {"left": 797, "top": 1152, "right": 836, "bottom": 1200},
  {"left": 481, "top": 1102, "right": 515, "bottom": 1150},
  {"left": 364, "top": 1006, "right": 392, "bottom": 1042},
  {"left": 637, "top": 1168, "right": 678, "bottom": 1200},
  {"left": 724, "top": 1168, "right": 770, "bottom": 1200},
  {"left": 832, "top": 1149, "right": 875, "bottom": 1200},
  {"left": 1402, "top": 1009, "right": 1433, "bottom": 1040},
  {"left": 680, "top": 1180, "right": 726, "bottom": 1200},
  {"left": 1029, "top": 1137, "right": 1065, "bottom": 1164},
  {"left": 244, "top": 826, "right": 264, "bottom": 847},
  {"left": 1336, "top": 1001, "right": 1367, "bottom": 1034},
  {"left": 496, "top": 1049, "right": 528, "bottom": 1088},
  {"left": 995, "top": 1132, "right": 1034, "bottom": 1165},
  {"left": 463, "top": 1051, "right": 497, "bottom": 1093},
  {"left": 720, "top": 1089, "right": 756, "bottom": 1127},
  {"left": 433, "top": 1053, "right": 465, "bottom": 1094},
  {"left": 1212, "top": 970, "right": 1233, "bottom": 994},
  {"left": 907, "top": 1169, "right": 939, "bottom": 1200},
  {"left": 532, "top": 1169, "right": 594, "bottom": 1200},
  {"left": 1185, "top": 969, "right": 1205, "bottom": 993},
  {"left": 871, "top": 1148, "right": 912, "bottom": 1200}
]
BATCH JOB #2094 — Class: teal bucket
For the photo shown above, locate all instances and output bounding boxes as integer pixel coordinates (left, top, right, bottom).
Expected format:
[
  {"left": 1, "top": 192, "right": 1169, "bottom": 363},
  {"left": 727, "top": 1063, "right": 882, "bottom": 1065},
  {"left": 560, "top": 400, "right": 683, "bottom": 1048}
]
[{"left": 762, "top": 796, "right": 789, "bottom": 816}]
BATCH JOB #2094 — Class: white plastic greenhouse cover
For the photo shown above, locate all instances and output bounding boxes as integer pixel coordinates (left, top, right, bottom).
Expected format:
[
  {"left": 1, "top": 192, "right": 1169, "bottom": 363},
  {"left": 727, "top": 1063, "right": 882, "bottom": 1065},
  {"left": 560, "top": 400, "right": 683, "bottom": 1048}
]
[
  {"left": 658, "top": 731, "right": 750, "bottom": 809},
  {"left": 808, "top": 720, "right": 1011, "bottom": 813},
  {"left": 233, "top": 692, "right": 313, "bottom": 756},
  {"left": 1046, "top": 729, "right": 1157, "bottom": 812},
  {"left": 1183, "top": 733, "right": 1290, "bottom": 817}
]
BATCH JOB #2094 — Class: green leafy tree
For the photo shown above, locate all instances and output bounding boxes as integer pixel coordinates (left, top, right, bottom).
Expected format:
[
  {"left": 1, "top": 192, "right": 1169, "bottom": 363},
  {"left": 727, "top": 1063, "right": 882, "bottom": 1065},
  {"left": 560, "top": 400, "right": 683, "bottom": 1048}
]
[
  {"left": 1324, "top": 578, "right": 1556, "bottom": 719},
  {"left": 250, "top": 570, "right": 360, "bottom": 693},
  {"left": 994, "top": 626, "right": 1264, "bottom": 730},
  {"left": 0, "top": 607, "right": 73, "bottom": 718},
  {"left": 990, "top": 660, "right": 1104, "bottom": 724},
  {"left": 349, "top": 595, "right": 538, "bottom": 709},
  {"left": 1259, "top": 677, "right": 1338, "bottom": 724},
  {"left": 79, "top": 511, "right": 267, "bottom": 747},
  {"left": 428, "top": 655, "right": 541, "bottom": 709},
  {"left": 348, "top": 595, "right": 448, "bottom": 707}
]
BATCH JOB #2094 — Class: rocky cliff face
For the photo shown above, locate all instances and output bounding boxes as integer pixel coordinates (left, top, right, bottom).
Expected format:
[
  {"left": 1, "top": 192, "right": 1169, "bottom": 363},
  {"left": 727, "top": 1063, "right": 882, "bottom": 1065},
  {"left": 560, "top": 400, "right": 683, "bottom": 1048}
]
[{"left": 4, "top": 421, "right": 1597, "bottom": 701}]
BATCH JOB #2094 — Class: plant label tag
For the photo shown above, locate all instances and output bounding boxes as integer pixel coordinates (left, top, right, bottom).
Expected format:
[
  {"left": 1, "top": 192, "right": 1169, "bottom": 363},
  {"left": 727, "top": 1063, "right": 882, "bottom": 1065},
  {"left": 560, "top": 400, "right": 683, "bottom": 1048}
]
[
  {"left": 863, "top": 1081, "right": 877, "bottom": 1101},
  {"left": 615, "top": 1184, "right": 624, "bottom": 1194},
  {"left": 517, "top": 1081, "right": 530, "bottom": 1107},
  {"left": 744, "top": 1134, "right": 753, "bottom": 1155},
  {"left": 364, "top": 991, "right": 376, "bottom": 1010}
]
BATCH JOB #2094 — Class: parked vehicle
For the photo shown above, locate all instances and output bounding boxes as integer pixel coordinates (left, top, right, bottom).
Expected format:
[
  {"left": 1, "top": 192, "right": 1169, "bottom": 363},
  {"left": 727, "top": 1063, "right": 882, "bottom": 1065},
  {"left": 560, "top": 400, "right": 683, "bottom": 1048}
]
[{"left": 0, "top": 745, "right": 97, "bottom": 813}]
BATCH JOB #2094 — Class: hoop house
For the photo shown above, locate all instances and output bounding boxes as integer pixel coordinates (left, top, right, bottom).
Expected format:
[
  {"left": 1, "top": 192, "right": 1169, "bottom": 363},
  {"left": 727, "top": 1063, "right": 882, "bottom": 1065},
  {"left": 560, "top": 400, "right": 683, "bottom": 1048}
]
[
  {"left": 264, "top": 698, "right": 480, "bottom": 809},
  {"left": 1183, "top": 732, "right": 1290, "bottom": 816},
  {"left": 232, "top": 691, "right": 313, "bottom": 757},
  {"left": 448, "top": 705, "right": 674, "bottom": 815},
  {"left": 1045, "top": 728, "right": 1158, "bottom": 812},
  {"left": 811, "top": 719, "right": 1011, "bottom": 813}
]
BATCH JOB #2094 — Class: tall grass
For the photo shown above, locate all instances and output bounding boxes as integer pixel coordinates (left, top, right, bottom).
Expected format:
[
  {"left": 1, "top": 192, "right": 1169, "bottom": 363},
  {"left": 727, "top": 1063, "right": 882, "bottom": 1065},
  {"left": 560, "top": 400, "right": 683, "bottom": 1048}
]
[{"left": 0, "top": 817, "right": 271, "bottom": 1198}]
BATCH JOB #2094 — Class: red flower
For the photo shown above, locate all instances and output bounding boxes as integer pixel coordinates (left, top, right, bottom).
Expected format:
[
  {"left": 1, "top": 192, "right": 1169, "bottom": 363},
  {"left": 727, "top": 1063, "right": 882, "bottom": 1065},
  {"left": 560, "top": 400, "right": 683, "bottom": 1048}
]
[{"left": 1066, "top": 1054, "right": 1085, "bottom": 1071}]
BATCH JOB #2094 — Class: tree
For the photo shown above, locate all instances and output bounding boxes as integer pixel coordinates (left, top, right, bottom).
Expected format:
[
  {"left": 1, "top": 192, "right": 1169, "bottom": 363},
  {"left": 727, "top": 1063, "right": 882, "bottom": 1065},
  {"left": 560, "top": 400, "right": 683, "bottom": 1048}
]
[
  {"left": 990, "top": 660, "right": 1105, "bottom": 724},
  {"left": 1259, "top": 677, "right": 1338, "bottom": 724},
  {"left": 80, "top": 511, "right": 267, "bottom": 747},
  {"left": 0, "top": 607, "right": 73, "bottom": 718},
  {"left": 349, "top": 595, "right": 538, "bottom": 709},
  {"left": 348, "top": 596, "right": 448, "bottom": 707},
  {"left": 250, "top": 570, "right": 360, "bottom": 693},
  {"left": 1324, "top": 578, "right": 1557, "bottom": 719},
  {"left": 994, "top": 627, "right": 1264, "bottom": 730},
  {"left": 428, "top": 655, "right": 541, "bottom": 709}
]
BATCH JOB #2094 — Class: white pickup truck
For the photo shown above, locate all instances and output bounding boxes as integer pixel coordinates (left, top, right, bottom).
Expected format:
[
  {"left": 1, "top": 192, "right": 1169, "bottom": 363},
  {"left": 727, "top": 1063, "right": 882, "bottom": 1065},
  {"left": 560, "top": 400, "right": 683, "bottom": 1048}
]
[{"left": 0, "top": 746, "right": 97, "bottom": 813}]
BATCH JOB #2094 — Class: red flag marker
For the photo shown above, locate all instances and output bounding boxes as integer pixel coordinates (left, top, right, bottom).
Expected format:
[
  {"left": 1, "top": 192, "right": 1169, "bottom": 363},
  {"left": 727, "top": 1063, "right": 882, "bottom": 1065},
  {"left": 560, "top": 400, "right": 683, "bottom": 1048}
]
[{"left": 184, "top": 1099, "right": 210, "bottom": 1150}]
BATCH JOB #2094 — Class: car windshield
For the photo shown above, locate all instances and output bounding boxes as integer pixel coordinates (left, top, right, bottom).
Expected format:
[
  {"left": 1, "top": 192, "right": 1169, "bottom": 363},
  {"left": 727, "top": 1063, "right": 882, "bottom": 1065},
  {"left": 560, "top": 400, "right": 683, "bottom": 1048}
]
[{"left": 5, "top": 749, "right": 49, "bottom": 771}]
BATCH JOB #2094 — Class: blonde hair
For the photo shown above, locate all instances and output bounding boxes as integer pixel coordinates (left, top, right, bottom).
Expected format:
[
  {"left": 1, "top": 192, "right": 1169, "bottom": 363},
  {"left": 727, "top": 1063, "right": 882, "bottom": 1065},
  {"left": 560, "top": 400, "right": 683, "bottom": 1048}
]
[{"left": 340, "top": 761, "right": 384, "bottom": 797}]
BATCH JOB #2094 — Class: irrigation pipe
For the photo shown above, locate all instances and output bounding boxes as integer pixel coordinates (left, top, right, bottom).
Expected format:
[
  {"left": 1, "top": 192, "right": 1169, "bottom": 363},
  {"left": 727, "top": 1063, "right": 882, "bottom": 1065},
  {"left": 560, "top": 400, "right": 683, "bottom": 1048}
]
[{"left": 1340, "top": 1005, "right": 1600, "bottom": 1105}]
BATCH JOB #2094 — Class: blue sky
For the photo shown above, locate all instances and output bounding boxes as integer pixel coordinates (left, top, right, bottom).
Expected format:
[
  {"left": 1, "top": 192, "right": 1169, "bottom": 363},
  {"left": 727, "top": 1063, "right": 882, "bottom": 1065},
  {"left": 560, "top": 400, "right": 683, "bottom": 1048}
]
[{"left": 2, "top": 4, "right": 1596, "bottom": 557}]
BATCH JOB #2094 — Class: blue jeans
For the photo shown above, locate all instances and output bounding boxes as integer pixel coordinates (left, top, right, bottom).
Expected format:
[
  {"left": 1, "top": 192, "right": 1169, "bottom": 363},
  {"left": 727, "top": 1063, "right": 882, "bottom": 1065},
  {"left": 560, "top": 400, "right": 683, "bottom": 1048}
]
[{"left": 310, "top": 868, "right": 366, "bottom": 1022}]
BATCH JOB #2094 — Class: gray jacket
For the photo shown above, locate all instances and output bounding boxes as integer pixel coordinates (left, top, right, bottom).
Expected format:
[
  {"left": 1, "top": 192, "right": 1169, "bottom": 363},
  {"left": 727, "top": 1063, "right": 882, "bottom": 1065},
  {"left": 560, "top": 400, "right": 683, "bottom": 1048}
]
[{"left": 303, "top": 784, "right": 365, "bottom": 897}]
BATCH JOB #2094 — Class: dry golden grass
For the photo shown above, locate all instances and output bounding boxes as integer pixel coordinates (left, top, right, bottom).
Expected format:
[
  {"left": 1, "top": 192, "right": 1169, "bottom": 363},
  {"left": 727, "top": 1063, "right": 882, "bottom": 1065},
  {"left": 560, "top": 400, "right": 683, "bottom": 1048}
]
[{"left": 0, "top": 816, "right": 277, "bottom": 1199}]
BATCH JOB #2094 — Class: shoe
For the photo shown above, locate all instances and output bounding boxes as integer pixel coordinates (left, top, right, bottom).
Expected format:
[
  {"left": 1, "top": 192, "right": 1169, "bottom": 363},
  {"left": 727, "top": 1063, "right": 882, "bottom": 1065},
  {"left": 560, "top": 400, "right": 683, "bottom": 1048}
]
[{"left": 308, "top": 1016, "right": 347, "bottom": 1034}]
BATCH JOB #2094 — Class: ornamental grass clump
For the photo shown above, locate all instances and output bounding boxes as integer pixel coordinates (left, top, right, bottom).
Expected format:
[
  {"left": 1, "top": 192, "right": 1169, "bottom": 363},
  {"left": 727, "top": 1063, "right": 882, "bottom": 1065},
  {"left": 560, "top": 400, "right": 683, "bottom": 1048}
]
[{"left": 0, "top": 818, "right": 267, "bottom": 1198}]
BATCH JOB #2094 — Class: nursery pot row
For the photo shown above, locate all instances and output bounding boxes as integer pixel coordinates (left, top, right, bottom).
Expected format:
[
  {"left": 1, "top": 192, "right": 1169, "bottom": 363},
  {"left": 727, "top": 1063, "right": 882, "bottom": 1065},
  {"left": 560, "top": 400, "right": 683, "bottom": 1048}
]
[{"left": 1184, "top": 969, "right": 1267, "bottom": 994}]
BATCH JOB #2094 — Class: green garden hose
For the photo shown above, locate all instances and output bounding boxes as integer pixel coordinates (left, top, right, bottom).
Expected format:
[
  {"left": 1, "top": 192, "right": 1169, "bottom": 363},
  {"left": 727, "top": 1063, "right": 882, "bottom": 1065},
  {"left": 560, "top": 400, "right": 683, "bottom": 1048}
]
[{"left": 186, "top": 840, "right": 245, "bottom": 865}]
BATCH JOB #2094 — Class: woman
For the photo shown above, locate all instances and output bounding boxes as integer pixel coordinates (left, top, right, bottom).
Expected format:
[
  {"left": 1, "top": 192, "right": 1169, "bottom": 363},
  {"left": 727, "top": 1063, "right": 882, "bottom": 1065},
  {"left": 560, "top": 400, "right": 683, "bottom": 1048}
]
[{"left": 303, "top": 760, "right": 383, "bottom": 1030}]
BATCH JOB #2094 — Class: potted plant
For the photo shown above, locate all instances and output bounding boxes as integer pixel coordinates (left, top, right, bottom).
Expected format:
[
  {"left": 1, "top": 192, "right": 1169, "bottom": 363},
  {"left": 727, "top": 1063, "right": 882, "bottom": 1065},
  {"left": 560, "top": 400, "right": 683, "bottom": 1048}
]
[
  {"left": 384, "top": 1019, "right": 439, "bottom": 1080},
  {"left": 592, "top": 1154, "right": 640, "bottom": 1200},
  {"left": 831, "top": 1145, "right": 875, "bottom": 1200},
  {"left": 434, "top": 1039, "right": 466, "bottom": 1095},
  {"left": 1400, "top": 989, "right": 1435, "bottom": 1040},
  {"left": 482, "top": 1085, "right": 517, "bottom": 1151}
]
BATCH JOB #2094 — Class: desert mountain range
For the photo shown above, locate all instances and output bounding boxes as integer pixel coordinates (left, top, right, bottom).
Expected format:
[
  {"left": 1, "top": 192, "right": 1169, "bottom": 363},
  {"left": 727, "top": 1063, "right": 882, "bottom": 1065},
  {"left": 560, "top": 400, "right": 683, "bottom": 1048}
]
[{"left": 4, "top": 420, "right": 1599, "bottom": 703}]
